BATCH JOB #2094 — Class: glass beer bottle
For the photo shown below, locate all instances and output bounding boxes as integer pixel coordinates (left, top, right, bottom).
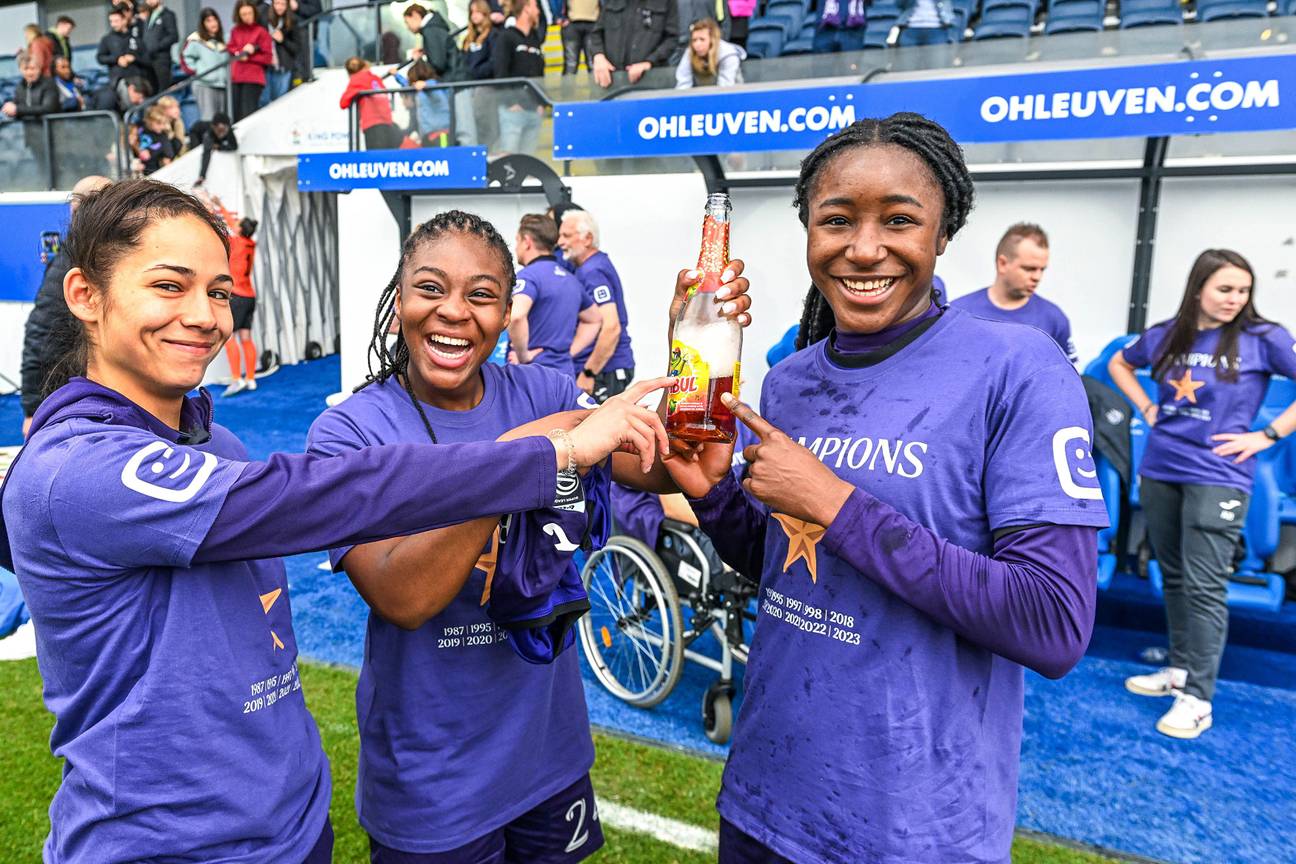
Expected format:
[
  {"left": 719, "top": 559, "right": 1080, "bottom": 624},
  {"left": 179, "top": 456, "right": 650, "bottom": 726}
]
[{"left": 667, "top": 192, "right": 742, "bottom": 444}]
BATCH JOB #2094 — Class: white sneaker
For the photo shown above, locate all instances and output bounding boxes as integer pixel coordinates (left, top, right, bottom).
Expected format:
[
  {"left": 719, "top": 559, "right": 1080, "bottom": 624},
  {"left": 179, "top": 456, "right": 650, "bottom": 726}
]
[
  {"left": 1156, "top": 691, "right": 1213, "bottom": 739},
  {"left": 244, "top": 379, "right": 257, "bottom": 392},
  {"left": 222, "top": 379, "right": 246, "bottom": 397},
  {"left": 1125, "top": 666, "right": 1186, "bottom": 697},
  {"left": 0, "top": 620, "right": 37, "bottom": 661}
]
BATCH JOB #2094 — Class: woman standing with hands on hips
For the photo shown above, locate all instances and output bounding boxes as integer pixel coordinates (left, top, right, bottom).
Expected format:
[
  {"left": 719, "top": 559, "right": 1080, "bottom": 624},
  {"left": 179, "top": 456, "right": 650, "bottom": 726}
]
[
  {"left": 664, "top": 113, "right": 1109, "bottom": 864},
  {"left": 0, "top": 178, "right": 669, "bottom": 864},
  {"left": 1110, "top": 249, "right": 1296, "bottom": 740}
]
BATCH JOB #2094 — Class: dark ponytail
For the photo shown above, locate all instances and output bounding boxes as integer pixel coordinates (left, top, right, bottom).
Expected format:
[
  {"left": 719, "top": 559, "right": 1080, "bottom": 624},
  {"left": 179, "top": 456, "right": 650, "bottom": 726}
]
[
  {"left": 42, "top": 178, "right": 230, "bottom": 397},
  {"left": 791, "top": 112, "right": 975, "bottom": 350}
]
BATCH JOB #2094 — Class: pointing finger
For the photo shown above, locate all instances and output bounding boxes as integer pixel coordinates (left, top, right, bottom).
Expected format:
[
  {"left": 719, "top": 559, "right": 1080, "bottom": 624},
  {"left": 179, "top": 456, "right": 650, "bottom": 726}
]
[{"left": 721, "top": 393, "right": 778, "bottom": 440}]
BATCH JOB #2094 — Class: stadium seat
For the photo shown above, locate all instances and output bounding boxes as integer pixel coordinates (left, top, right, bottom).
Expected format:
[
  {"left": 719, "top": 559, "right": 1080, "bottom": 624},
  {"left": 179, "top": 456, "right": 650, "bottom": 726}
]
[
  {"left": 1196, "top": 0, "right": 1269, "bottom": 18},
  {"left": 1045, "top": 0, "right": 1104, "bottom": 31},
  {"left": 765, "top": 0, "right": 809, "bottom": 35},
  {"left": 783, "top": 21, "right": 820, "bottom": 52},
  {"left": 863, "top": 20, "right": 894, "bottom": 45},
  {"left": 745, "top": 26, "right": 786, "bottom": 57},
  {"left": 1119, "top": 0, "right": 1184, "bottom": 26},
  {"left": 869, "top": 0, "right": 903, "bottom": 19},
  {"left": 973, "top": 5, "right": 1034, "bottom": 37},
  {"left": 1286, "top": 0, "right": 1296, "bottom": 15},
  {"left": 1096, "top": 452, "right": 1122, "bottom": 590}
]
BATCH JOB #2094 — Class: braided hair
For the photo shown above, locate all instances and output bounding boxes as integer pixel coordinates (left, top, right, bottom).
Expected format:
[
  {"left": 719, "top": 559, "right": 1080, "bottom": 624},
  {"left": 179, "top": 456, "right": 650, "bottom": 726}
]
[
  {"left": 358, "top": 209, "right": 516, "bottom": 442},
  {"left": 792, "top": 113, "right": 976, "bottom": 350}
]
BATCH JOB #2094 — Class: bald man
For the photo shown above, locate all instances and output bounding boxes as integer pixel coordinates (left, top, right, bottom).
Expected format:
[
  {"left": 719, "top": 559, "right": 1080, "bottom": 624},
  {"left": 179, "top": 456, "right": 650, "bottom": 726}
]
[{"left": 20, "top": 175, "right": 111, "bottom": 436}]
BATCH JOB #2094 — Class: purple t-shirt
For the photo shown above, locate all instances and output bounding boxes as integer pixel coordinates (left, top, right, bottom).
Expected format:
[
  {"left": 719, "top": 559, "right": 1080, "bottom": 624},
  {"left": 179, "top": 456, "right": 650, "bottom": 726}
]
[
  {"left": 951, "top": 287, "right": 1077, "bottom": 362},
  {"left": 1122, "top": 320, "right": 1296, "bottom": 492},
  {"left": 306, "top": 364, "right": 598, "bottom": 853},
  {"left": 573, "top": 250, "right": 635, "bottom": 373},
  {"left": 514, "top": 254, "right": 591, "bottom": 375},
  {"left": 2, "top": 386, "right": 329, "bottom": 864},
  {"left": 716, "top": 308, "right": 1108, "bottom": 864}
]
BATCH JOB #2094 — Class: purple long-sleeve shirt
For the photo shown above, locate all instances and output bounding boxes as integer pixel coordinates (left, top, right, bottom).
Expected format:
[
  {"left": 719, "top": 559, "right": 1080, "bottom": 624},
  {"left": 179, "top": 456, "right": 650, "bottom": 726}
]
[{"left": 693, "top": 308, "right": 1107, "bottom": 864}]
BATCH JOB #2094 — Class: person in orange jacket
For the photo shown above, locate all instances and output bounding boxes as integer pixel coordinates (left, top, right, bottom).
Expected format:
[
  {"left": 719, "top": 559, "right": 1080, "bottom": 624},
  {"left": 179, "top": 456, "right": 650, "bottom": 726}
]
[
  {"left": 339, "top": 56, "right": 402, "bottom": 150},
  {"left": 224, "top": 217, "right": 261, "bottom": 395}
]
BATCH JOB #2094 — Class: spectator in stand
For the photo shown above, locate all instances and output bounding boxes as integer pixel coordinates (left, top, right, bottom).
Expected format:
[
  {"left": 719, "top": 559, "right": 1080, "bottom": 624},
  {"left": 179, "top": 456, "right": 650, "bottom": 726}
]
[
  {"left": 492, "top": 0, "right": 545, "bottom": 156},
  {"left": 896, "top": 0, "right": 959, "bottom": 45},
  {"left": 22, "top": 25, "right": 56, "bottom": 77},
  {"left": 402, "top": 59, "right": 452, "bottom": 147},
  {"left": 45, "top": 16, "right": 76, "bottom": 62},
  {"left": 98, "top": 4, "right": 148, "bottom": 88},
  {"left": 670, "top": 0, "right": 725, "bottom": 64},
  {"left": 182, "top": 8, "right": 228, "bottom": 121},
  {"left": 140, "top": 0, "right": 179, "bottom": 90},
  {"left": 52, "top": 56, "right": 86, "bottom": 111},
  {"left": 264, "top": 0, "right": 303, "bottom": 103},
  {"left": 588, "top": 0, "right": 677, "bottom": 88},
  {"left": 727, "top": 0, "right": 753, "bottom": 46},
  {"left": 675, "top": 18, "right": 744, "bottom": 88},
  {"left": 92, "top": 73, "right": 151, "bottom": 113},
  {"left": 403, "top": 3, "right": 457, "bottom": 80},
  {"left": 224, "top": 217, "right": 262, "bottom": 395},
  {"left": 560, "top": 209, "right": 636, "bottom": 400},
  {"left": 950, "top": 223, "right": 1077, "bottom": 362},
  {"left": 189, "top": 111, "right": 238, "bottom": 185},
  {"left": 19, "top": 174, "right": 112, "bottom": 437},
  {"left": 156, "top": 94, "right": 187, "bottom": 154},
  {"left": 463, "top": 0, "right": 498, "bottom": 78},
  {"left": 340, "top": 56, "right": 401, "bottom": 149},
  {"left": 228, "top": 0, "right": 273, "bottom": 121},
  {"left": 812, "top": 0, "right": 866, "bottom": 52},
  {"left": 130, "top": 103, "right": 178, "bottom": 175},
  {"left": 3, "top": 55, "right": 59, "bottom": 167},
  {"left": 557, "top": 0, "right": 598, "bottom": 74}
]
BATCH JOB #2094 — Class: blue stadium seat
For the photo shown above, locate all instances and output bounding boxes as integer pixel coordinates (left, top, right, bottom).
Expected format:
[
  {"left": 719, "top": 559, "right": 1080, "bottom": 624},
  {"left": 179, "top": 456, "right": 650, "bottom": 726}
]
[
  {"left": 869, "top": 1, "right": 903, "bottom": 20},
  {"left": 1045, "top": 10, "right": 1104, "bottom": 31},
  {"left": 1286, "top": 0, "right": 1296, "bottom": 15},
  {"left": 783, "top": 21, "right": 820, "bottom": 52},
  {"left": 1096, "top": 452, "right": 1122, "bottom": 591},
  {"left": 1196, "top": 0, "right": 1269, "bottom": 19},
  {"left": 1119, "top": 2, "right": 1183, "bottom": 26},
  {"left": 766, "top": 0, "right": 809, "bottom": 33},
  {"left": 745, "top": 26, "right": 786, "bottom": 56},
  {"left": 863, "top": 20, "right": 894, "bottom": 45},
  {"left": 973, "top": 5, "right": 1034, "bottom": 37}
]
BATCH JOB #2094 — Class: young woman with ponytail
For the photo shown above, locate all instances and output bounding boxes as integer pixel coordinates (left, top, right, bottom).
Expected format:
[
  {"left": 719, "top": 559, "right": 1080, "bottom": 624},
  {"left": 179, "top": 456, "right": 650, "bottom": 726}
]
[{"left": 663, "top": 113, "right": 1109, "bottom": 864}]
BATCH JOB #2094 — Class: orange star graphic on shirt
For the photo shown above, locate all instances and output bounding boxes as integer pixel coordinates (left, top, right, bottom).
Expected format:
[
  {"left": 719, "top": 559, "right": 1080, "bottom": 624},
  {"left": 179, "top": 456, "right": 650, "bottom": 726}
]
[
  {"left": 772, "top": 513, "right": 827, "bottom": 583},
  {"left": 260, "top": 588, "right": 285, "bottom": 650},
  {"left": 1169, "top": 369, "right": 1206, "bottom": 403},
  {"left": 477, "top": 527, "right": 501, "bottom": 606}
]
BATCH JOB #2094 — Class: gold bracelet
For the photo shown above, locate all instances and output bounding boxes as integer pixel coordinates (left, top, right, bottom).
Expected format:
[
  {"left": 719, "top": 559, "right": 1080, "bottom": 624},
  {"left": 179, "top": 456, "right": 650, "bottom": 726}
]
[{"left": 548, "top": 428, "right": 576, "bottom": 473}]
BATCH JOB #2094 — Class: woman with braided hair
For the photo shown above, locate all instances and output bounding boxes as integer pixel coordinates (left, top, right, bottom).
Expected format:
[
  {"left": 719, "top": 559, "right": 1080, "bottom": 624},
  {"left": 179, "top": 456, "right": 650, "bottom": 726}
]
[
  {"left": 664, "top": 113, "right": 1108, "bottom": 863},
  {"left": 305, "top": 210, "right": 754, "bottom": 862}
]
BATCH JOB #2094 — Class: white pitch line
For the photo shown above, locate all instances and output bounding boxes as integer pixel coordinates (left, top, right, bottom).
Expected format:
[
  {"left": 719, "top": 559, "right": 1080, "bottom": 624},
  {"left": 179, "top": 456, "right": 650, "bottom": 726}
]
[{"left": 598, "top": 800, "right": 718, "bottom": 854}]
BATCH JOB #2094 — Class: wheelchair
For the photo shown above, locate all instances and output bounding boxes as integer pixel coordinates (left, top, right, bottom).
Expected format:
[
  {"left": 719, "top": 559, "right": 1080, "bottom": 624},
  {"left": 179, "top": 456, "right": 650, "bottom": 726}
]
[{"left": 578, "top": 517, "right": 760, "bottom": 744}]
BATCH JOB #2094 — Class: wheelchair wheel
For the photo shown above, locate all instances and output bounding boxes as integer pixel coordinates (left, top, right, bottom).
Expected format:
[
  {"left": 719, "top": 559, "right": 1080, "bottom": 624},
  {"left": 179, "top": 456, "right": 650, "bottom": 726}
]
[
  {"left": 702, "top": 681, "right": 733, "bottom": 745},
  {"left": 579, "top": 536, "right": 684, "bottom": 708}
]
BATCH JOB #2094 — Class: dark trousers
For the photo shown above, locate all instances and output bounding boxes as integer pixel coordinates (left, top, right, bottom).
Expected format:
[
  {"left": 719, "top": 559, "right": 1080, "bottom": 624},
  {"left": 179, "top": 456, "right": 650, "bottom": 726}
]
[
  {"left": 729, "top": 16, "right": 750, "bottom": 46},
  {"left": 232, "top": 82, "right": 264, "bottom": 122},
  {"left": 719, "top": 819, "right": 796, "bottom": 864},
  {"left": 561, "top": 20, "right": 596, "bottom": 74},
  {"left": 363, "top": 123, "right": 402, "bottom": 150},
  {"left": 1141, "top": 477, "right": 1249, "bottom": 701}
]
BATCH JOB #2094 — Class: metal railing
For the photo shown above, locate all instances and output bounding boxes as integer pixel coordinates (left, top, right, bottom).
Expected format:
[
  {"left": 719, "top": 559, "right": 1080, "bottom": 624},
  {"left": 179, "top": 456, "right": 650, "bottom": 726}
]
[
  {"left": 345, "top": 76, "right": 553, "bottom": 154},
  {"left": 0, "top": 109, "right": 127, "bottom": 192}
]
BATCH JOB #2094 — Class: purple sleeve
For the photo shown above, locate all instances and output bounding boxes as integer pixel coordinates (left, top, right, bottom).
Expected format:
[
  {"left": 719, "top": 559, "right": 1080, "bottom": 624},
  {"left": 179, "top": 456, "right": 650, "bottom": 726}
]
[
  {"left": 687, "top": 472, "right": 770, "bottom": 579},
  {"left": 193, "top": 438, "right": 557, "bottom": 564},
  {"left": 514, "top": 277, "right": 537, "bottom": 302},
  {"left": 1121, "top": 326, "right": 1160, "bottom": 369},
  {"left": 823, "top": 488, "right": 1097, "bottom": 679},
  {"left": 1260, "top": 324, "right": 1296, "bottom": 379}
]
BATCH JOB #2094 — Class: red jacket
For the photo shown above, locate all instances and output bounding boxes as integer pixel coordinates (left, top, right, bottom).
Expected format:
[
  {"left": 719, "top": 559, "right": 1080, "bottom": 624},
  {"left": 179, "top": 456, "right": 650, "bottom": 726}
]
[
  {"left": 339, "top": 69, "right": 393, "bottom": 131},
  {"left": 229, "top": 235, "right": 256, "bottom": 298},
  {"left": 228, "top": 23, "right": 273, "bottom": 85}
]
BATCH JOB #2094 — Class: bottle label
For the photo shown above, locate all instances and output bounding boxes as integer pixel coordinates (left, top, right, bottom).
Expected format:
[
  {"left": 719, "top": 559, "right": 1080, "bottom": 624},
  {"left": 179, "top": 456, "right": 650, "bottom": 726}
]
[{"left": 667, "top": 339, "right": 709, "bottom": 413}]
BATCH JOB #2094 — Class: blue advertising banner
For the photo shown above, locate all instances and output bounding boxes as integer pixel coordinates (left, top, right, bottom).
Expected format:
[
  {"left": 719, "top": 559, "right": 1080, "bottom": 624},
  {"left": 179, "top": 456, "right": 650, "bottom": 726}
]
[
  {"left": 297, "top": 147, "right": 488, "bottom": 191},
  {"left": 0, "top": 201, "right": 70, "bottom": 303},
  {"left": 553, "top": 54, "right": 1296, "bottom": 159}
]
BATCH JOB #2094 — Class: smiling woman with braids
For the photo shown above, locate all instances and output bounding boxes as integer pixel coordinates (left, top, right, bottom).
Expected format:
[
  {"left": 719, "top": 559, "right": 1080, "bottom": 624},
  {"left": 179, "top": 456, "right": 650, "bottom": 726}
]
[
  {"left": 664, "top": 114, "right": 1110, "bottom": 864},
  {"left": 305, "top": 210, "right": 752, "bottom": 863}
]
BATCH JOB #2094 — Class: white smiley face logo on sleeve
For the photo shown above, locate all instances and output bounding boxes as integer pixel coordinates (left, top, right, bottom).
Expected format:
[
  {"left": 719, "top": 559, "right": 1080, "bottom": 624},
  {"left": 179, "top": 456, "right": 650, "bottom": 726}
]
[
  {"left": 121, "top": 441, "right": 219, "bottom": 503},
  {"left": 1051, "top": 427, "right": 1104, "bottom": 501}
]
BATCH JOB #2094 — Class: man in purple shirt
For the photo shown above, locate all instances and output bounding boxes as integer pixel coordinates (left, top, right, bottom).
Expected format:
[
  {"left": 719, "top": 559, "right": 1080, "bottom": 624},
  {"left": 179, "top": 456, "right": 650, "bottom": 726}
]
[
  {"left": 560, "top": 208, "right": 636, "bottom": 401},
  {"left": 951, "top": 222, "right": 1077, "bottom": 362},
  {"left": 509, "top": 213, "right": 593, "bottom": 376}
]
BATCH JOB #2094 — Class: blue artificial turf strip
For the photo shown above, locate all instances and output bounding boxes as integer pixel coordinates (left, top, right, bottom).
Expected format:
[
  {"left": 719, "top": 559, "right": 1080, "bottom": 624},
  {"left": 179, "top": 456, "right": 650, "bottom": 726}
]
[{"left": 3, "top": 356, "right": 1294, "bottom": 864}]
